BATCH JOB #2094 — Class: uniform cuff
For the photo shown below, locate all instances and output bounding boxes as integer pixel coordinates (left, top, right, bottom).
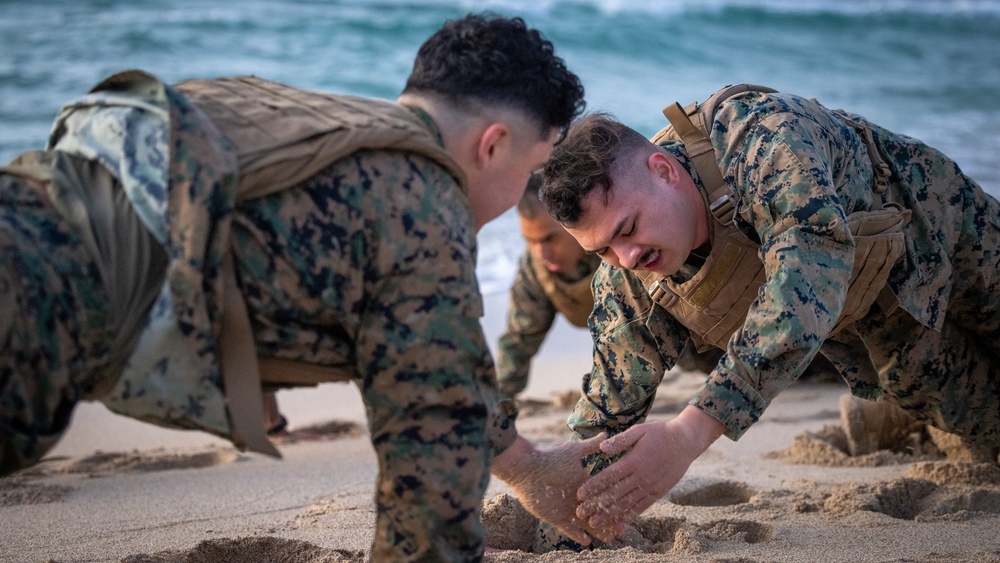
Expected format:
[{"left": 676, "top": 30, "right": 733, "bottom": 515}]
[
  {"left": 490, "top": 398, "right": 519, "bottom": 457},
  {"left": 688, "top": 365, "right": 769, "bottom": 441}
]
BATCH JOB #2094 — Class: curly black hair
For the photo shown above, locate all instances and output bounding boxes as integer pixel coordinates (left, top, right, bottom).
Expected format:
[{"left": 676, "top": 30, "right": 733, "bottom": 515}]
[{"left": 403, "top": 13, "right": 585, "bottom": 139}]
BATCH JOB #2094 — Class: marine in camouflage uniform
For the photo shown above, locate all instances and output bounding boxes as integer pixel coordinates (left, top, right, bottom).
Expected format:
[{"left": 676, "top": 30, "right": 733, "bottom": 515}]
[
  {"left": 0, "top": 14, "right": 589, "bottom": 561},
  {"left": 496, "top": 175, "right": 601, "bottom": 399},
  {"left": 497, "top": 250, "right": 600, "bottom": 399},
  {"left": 541, "top": 88, "right": 1000, "bottom": 451}
]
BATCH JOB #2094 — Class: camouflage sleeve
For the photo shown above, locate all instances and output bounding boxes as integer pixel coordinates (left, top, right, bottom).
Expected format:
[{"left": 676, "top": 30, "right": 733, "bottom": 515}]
[
  {"left": 568, "top": 261, "right": 690, "bottom": 439},
  {"left": 693, "top": 104, "right": 858, "bottom": 440},
  {"left": 351, "top": 154, "right": 507, "bottom": 558},
  {"left": 234, "top": 150, "right": 508, "bottom": 559},
  {"left": 495, "top": 252, "right": 557, "bottom": 398}
]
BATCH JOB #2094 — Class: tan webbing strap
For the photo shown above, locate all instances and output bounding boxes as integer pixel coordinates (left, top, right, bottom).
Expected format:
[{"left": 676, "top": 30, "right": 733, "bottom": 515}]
[
  {"left": 662, "top": 103, "right": 727, "bottom": 195},
  {"left": 219, "top": 251, "right": 281, "bottom": 458}
]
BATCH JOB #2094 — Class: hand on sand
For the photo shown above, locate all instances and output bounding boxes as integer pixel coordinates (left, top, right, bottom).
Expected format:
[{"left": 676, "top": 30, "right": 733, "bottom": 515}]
[
  {"left": 575, "top": 406, "right": 725, "bottom": 542},
  {"left": 492, "top": 435, "right": 606, "bottom": 546}
]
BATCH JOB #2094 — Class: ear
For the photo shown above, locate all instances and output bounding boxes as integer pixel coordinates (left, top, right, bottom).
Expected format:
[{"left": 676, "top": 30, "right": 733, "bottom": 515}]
[
  {"left": 475, "top": 122, "right": 511, "bottom": 169},
  {"left": 647, "top": 151, "right": 680, "bottom": 184}
]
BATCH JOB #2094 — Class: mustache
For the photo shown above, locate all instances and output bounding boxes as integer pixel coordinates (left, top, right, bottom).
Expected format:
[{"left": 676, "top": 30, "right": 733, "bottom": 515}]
[{"left": 638, "top": 249, "right": 656, "bottom": 268}]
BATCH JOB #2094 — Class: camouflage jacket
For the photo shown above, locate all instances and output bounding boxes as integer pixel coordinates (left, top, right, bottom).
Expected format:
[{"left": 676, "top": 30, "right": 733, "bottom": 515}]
[
  {"left": 572, "top": 90, "right": 978, "bottom": 441},
  {"left": 496, "top": 252, "right": 599, "bottom": 397}
]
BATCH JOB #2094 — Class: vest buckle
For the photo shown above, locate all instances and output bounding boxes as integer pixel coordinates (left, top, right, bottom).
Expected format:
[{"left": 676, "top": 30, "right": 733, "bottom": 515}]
[
  {"left": 710, "top": 194, "right": 736, "bottom": 225},
  {"left": 648, "top": 279, "right": 679, "bottom": 308}
]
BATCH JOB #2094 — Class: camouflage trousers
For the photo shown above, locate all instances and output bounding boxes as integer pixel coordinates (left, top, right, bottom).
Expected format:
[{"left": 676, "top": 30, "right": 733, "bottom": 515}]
[
  {"left": 0, "top": 172, "right": 112, "bottom": 476},
  {"left": 852, "top": 182, "right": 1000, "bottom": 448}
]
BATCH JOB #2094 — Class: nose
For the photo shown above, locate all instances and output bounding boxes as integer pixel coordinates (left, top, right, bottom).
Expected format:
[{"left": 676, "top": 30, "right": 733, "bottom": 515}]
[
  {"left": 539, "top": 244, "right": 555, "bottom": 262},
  {"left": 612, "top": 243, "right": 643, "bottom": 270}
]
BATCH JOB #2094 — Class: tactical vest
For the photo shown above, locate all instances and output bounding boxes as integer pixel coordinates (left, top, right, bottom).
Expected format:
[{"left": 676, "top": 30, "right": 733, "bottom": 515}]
[
  {"left": 174, "top": 76, "right": 468, "bottom": 455},
  {"left": 529, "top": 255, "right": 594, "bottom": 328},
  {"left": 642, "top": 85, "right": 909, "bottom": 349},
  {"left": 174, "top": 76, "right": 467, "bottom": 201}
]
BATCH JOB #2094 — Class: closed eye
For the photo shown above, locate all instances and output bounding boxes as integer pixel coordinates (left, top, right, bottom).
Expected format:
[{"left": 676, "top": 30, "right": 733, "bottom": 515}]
[{"left": 622, "top": 220, "right": 636, "bottom": 237}]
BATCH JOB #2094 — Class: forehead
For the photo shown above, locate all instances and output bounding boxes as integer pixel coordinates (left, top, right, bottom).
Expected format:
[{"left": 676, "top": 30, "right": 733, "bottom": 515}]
[
  {"left": 564, "top": 188, "right": 626, "bottom": 247},
  {"left": 519, "top": 211, "right": 562, "bottom": 237}
]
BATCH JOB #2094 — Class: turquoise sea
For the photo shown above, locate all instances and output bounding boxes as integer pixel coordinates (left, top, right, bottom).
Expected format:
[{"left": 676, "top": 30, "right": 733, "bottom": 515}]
[{"left": 2, "top": 0, "right": 999, "bottom": 293}]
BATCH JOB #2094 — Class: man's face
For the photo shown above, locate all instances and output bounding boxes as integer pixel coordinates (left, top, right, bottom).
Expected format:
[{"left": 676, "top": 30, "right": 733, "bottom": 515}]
[
  {"left": 564, "top": 159, "right": 703, "bottom": 277},
  {"left": 518, "top": 211, "right": 587, "bottom": 274}
]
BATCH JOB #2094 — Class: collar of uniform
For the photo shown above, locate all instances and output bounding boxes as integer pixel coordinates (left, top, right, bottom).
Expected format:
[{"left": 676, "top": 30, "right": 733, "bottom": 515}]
[
  {"left": 402, "top": 104, "right": 446, "bottom": 148},
  {"left": 658, "top": 139, "right": 707, "bottom": 196}
]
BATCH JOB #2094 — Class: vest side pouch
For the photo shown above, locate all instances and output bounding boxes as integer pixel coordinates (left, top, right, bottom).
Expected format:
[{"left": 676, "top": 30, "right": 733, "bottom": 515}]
[{"left": 829, "top": 204, "right": 910, "bottom": 335}]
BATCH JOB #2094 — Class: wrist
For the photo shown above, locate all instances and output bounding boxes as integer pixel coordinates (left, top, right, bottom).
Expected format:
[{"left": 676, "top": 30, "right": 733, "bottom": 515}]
[
  {"left": 672, "top": 405, "right": 725, "bottom": 455},
  {"left": 491, "top": 435, "right": 535, "bottom": 483}
]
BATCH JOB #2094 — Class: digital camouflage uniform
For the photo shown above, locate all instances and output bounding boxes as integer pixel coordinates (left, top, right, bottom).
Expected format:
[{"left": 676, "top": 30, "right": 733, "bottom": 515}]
[
  {"left": 496, "top": 252, "right": 599, "bottom": 398},
  {"left": 0, "top": 72, "right": 516, "bottom": 561},
  {"left": 570, "top": 90, "right": 1000, "bottom": 449}
]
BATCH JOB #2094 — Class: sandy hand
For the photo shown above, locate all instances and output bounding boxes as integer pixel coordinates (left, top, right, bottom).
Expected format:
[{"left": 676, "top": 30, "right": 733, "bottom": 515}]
[
  {"left": 576, "top": 406, "right": 725, "bottom": 542},
  {"left": 492, "top": 434, "right": 605, "bottom": 546}
]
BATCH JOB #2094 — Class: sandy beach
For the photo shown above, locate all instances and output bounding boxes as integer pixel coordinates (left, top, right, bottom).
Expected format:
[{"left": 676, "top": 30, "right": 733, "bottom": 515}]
[{"left": 2, "top": 291, "right": 999, "bottom": 563}]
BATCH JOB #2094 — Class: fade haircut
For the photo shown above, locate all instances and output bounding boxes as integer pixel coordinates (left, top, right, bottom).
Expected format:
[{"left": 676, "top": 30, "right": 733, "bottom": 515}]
[
  {"left": 540, "top": 112, "right": 653, "bottom": 225},
  {"left": 403, "top": 13, "right": 585, "bottom": 140},
  {"left": 516, "top": 171, "right": 546, "bottom": 220}
]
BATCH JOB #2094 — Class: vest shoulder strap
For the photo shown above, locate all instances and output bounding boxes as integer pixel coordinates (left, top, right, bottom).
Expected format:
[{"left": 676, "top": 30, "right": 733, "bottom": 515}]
[{"left": 651, "top": 84, "right": 778, "bottom": 205}]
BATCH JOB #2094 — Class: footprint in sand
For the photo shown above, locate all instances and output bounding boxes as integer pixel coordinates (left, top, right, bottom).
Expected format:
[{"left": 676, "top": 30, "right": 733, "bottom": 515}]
[
  {"left": 0, "top": 476, "right": 73, "bottom": 506},
  {"left": 119, "top": 536, "right": 365, "bottom": 563},
  {"left": 823, "top": 462, "right": 1000, "bottom": 521},
  {"left": 668, "top": 480, "right": 755, "bottom": 507},
  {"left": 270, "top": 419, "right": 365, "bottom": 444},
  {"left": 65, "top": 447, "right": 240, "bottom": 475}
]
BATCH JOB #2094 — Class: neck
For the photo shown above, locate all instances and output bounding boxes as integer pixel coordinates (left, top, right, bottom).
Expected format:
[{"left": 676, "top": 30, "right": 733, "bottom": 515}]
[{"left": 398, "top": 93, "right": 502, "bottom": 232}]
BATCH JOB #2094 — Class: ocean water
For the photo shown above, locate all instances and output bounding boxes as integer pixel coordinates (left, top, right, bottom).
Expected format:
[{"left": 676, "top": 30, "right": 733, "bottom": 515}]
[{"left": 2, "top": 0, "right": 999, "bottom": 294}]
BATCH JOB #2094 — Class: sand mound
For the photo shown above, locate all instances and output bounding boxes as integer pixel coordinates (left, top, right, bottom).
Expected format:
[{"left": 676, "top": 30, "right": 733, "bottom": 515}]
[
  {"left": 483, "top": 493, "right": 538, "bottom": 552},
  {"left": 120, "top": 536, "right": 365, "bottom": 563},
  {"left": 904, "top": 461, "right": 1000, "bottom": 486},
  {"left": 766, "top": 425, "right": 942, "bottom": 467},
  {"left": 481, "top": 493, "right": 775, "bottom": 557}
]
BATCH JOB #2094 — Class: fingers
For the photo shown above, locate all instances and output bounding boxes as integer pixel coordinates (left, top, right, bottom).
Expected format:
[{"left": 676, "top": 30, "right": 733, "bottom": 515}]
[
  {"left": 574, "top": 432, "right": 607, "bottom": 457},
  {"left": 579, "top": 488, "right": 654, "bottom": 543},
  {"left": 577, "top": 474, "right": 646, "bottom": 522},
  {"left": 576, "top": 447, "right": 640, "bottom": 500},
  {"left": 585, "top": 485, "right": 650, "bottom": 527},
  {"left": 557, "top": 519, "right": 594, "bottom": 547},
  {"left": 599, "top": 424, "right": 646, "bottom": 456}
]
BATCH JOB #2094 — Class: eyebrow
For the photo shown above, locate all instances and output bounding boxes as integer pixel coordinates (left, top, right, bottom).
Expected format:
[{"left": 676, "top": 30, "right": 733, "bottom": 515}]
[{"left": 583, "top": 216, "right": 628, "bottom": 255}]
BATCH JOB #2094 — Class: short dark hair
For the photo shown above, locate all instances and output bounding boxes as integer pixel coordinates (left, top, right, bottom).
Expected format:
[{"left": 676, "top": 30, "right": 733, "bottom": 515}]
[
  {"left": 403, "top": 13, "right": 585, "bottom": 139},
  {"left": 516, "top": 171, "right": 546, "bottom": 220},
  {"left": 540, "top": 112, "right": 652, "bottom": 224}
]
